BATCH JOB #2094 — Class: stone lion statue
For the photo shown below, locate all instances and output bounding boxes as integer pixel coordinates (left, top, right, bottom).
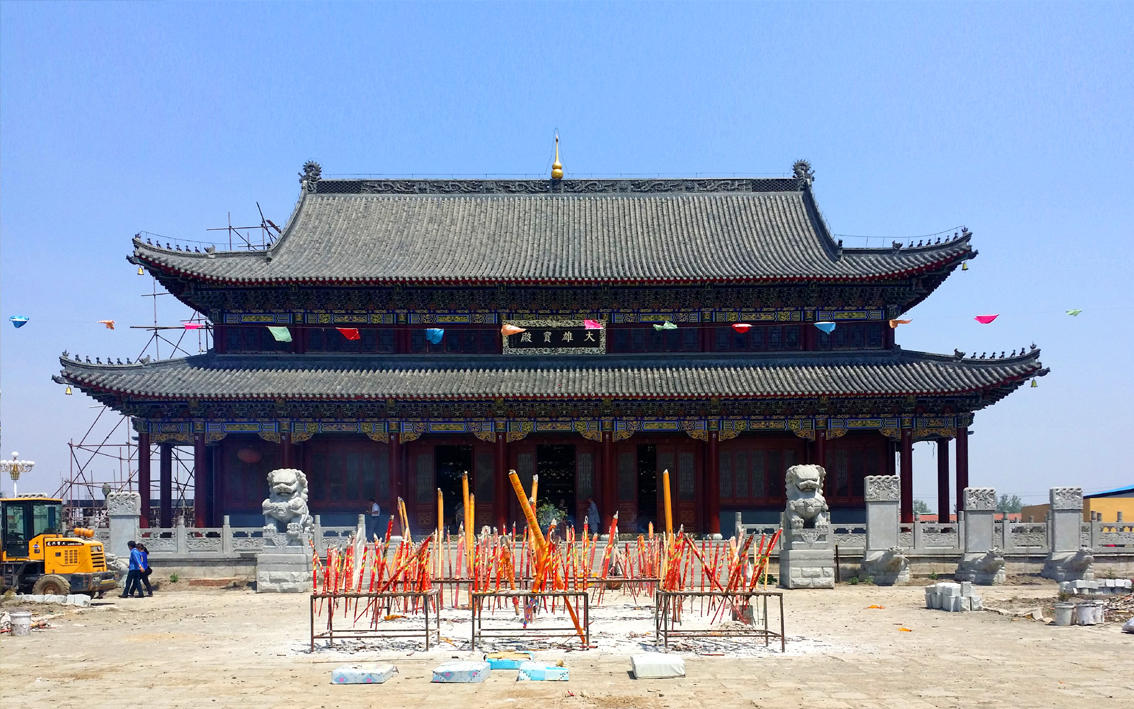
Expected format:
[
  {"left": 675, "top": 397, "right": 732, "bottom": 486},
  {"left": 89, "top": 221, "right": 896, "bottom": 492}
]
[
  {"left": 785, "top": 464, "right": 830, "bottom": 530},
  {"left": 262, "top": 468, "right": 314, "bottom": 536}
]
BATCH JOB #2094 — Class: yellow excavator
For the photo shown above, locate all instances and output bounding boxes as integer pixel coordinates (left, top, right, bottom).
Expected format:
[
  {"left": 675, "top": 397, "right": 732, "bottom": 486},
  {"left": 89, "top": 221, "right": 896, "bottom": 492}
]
[{"left": 1, "top": 495, "right": 119, "bottom": 596}]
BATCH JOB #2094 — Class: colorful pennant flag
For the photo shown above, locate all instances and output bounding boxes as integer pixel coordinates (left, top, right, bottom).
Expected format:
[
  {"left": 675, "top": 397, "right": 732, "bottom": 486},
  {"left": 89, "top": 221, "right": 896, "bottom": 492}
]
[
  {"left": 501, "top": 324, "right": 527, "bottom": 336},
  {"left": 974, "top": 315, "right": 999, "bottom": 324},
  {"left": 1066, "top": 309, "right": 1082, "bottom": 316},
  {"left": 98, "top": 320, "right": 116, "bottom": 330},
  {"left": 732, "top": 323, "right": 752, "bottom": 333},
  {"left": 9, "top": 316, "right": 29, "bottom": 329},
  {"left": 653, "top": 321, "right": 678, "bottom": 331},
  {"left": 815, "top": 321, "right": 836, "bottom": 334},
  {"left": 267, "top": 326, "right": 292, "bottom": 342},
  {"left": 425, "top": 328, "right": 444, "bottom": 344},
  {"left": 889, "top": 319, "right": 912, "bottom": 329},
  {"left": 184, "top": 323, "right": 202, "bottom": 330},
  {"left": 337, "top": 328, "right": 361, "bottom": 341},
  {"left": 1031, "top": 380, "right": 1038, "bottom": 388},
  {"left": 583, "top": 319, "right": 603, "bottom": 330}
]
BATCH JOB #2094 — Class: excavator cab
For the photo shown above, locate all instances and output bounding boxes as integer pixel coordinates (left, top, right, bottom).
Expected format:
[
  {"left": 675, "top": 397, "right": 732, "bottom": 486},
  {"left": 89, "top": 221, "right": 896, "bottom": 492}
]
[{"left": 1, "top": 495, "right": 118, "bottom": 596}]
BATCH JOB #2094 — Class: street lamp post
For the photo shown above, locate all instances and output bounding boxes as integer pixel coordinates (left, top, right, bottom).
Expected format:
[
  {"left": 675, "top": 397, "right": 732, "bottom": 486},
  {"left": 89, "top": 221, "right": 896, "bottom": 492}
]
[{"left": 1, "top": 452, "right": 35, "bottom": 497}]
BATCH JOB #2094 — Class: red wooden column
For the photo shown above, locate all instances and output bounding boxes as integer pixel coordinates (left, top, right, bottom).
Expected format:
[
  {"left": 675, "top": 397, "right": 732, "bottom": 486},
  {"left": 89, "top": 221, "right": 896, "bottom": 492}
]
[
  {"left": 955, "top": 426, "right": 969, "bottom": 520},
  {"left": 602, "top": 432, "right": 614, "bottom": 530},
  {"left": 900, "top": 429, "right": 914, "bottom": 523},
  {"left": 494, "top": 432, "right": 509, "bottom": 531},
  {"left": 813, "top": 431, "right": 827, "bottom": 468},
  {"left": 137, "top": 429, "right": 151, "bottom": 528},
  {"left": 193, "top": 432, "right": 207, "bottom": 528},
  {"left": 159, "top": 443, "right": 173, "bottom": 527},
  {"left": 281, "top": 430, "right": 294, "bottom": 469},
  {"left": 389, "top": 431, "right": 401, "bottom": 533},
  {"left": 707, "top": 431, "right": 720, "bottom": 536},
  {"left": 937, "top": 438, "right": 951, "bottom": 522}
]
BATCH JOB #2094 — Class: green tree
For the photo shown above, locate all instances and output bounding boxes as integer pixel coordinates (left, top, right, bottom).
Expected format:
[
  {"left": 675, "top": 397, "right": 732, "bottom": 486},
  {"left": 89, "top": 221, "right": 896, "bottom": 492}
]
[
  {"left": 912, "top": 499, "right": 932, "bottom": 516},
  {"left": 997, "top": 494, "right": 1023, "bottom": 514}
]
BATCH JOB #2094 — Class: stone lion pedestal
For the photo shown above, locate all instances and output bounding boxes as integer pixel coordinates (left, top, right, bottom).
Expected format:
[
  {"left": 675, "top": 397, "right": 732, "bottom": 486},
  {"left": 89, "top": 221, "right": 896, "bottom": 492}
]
[
  {"left": 255, "top": 468, "right": 315, "bottom": 593},
  {"left": 954, "top": 487, "right": 1006, "bottom": 585},
  {"left": 858, "top": 475, "right": 910, "bottom": 585},
  {"left": 778, "top": 464, "right": 835, "bottom": 590},
  {"left": 1041, "top": 487, "right": 1094, "bottom": 582}
]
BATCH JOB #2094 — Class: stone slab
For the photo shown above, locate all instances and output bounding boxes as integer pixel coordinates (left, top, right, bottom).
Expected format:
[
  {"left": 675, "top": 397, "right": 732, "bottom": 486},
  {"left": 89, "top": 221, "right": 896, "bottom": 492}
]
[
  {"left": 631, "top": 653, "right": 685, "bottom": 679},
  {"left": 331, "top": 664, "right": 397, "bottom": 684},
  {"left": 432, "top": 661, "right": 490, "bottom": 683},
  {"left": 517, "top": 662, "right": 569, "bottom": 681}
]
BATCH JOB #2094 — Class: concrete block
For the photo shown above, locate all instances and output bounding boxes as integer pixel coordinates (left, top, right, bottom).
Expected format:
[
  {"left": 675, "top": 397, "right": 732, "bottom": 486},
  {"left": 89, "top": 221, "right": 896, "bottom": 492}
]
[
  {"left": 801, "top": 567, "right": 820, "bottom": 579},
  {"left": 960, "top": 581, "right": 973, "bottom": 598},
  {"left": 631, "top": 653, "right": 686, "bottom": 679},
  {"left": 432, "top": 661, "right": 490, "bottom": 683},
  {"left": 64, "top": 594, "right": 91, "bottom": 607},
  {"left": 821, "top": 568, "right": 834, "bottom": 578},
  {"left": 942, "top": 583, "right": 962, "bottom": 597},
  {"left": 946, "top": 596, "right": 963, "bottom": 612},
  {"left": 331, "top": 664, "right": 397, "bottom": 684},
  {"left": 486, "top": 652, "right": 536, "bottom": 670},
  {"left": 970, "top": 595, "right": 983, "bottom": 611},
  {"left": 516, "top": 662, "right": 569, "bottom": 681}
]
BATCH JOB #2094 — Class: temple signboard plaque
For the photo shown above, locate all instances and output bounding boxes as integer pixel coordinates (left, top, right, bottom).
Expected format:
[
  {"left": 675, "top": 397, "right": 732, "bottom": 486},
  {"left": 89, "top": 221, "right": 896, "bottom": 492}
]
[{"left": 502, "top": 320, "right": 606, "bottom": 355}]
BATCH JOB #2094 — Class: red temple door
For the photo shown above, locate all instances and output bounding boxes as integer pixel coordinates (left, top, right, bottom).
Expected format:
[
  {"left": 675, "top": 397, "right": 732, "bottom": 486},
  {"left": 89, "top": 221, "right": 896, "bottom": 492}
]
[
  {"left": 472, "top": 441, "right": 495, "bottom": 531},
  {"left": 614, "top": 443, "right": 638, "bottom": 533},
  {"left": 575, "top": 443, "right": 598, "bottom": 533},
  {"left": 657, "top": 441, "right": 700, "bottom": 533},
  {"left": 408, "top": 445, "right": 434, "bottom": 535},
  {"left": 509, "top": 442, "right": 538, "bottom": 530}
]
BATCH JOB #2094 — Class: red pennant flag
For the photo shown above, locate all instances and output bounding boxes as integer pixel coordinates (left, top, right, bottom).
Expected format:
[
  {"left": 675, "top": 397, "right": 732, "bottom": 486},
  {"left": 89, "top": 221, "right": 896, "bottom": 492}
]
[
  {"left": 337, "top": 328, "right": 361, "bottom": 341},
  {"left": 732, "top": 323, "right": 752, "bottom": 333},
  {"left": 501, "top": 324, "right": 527, "bottom": 336},
  {"left": 974, "top": 315, "right": 998, "bottom": 324},
  {"left": 889, "top": 319, "right": 912, "bottom": 329}
]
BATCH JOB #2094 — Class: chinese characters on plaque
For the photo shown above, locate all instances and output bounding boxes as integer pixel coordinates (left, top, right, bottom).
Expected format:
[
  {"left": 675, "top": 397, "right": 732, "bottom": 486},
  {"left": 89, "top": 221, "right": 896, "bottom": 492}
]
[{"left": 501, "top": 320, "right": 606, "bottom": 355}]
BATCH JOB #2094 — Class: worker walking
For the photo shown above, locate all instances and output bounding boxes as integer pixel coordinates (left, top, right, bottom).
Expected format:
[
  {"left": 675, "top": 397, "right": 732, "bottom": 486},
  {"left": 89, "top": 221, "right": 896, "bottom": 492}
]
[
  {"left": 120, "top": 541, "right": 144, "bottom": 598},
  {"left": 138, "top": 542, "right": 154, "bottom": 597}
]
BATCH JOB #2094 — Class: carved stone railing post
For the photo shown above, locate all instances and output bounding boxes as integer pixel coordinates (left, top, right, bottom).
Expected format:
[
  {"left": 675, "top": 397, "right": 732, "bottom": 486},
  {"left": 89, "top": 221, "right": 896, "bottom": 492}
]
[
  {"left": 956, "top": 511, "right": 965, "bottom": 550},
  {"left": 106, "top": 491, "right": 141, "bottom": 558},
  {"left": 313, "top": 515, "right": 325, "bottom": 556},
  {"left": 222, "top": 515, "right": 233, "bottom": 555},
  {"left": 734, "top": 512, "right": 743, "bottom": 541},
  {"left": 859, "top": 475, "right": 909, "bottom": 585},
  {"left": 1041, "top": 487, "right": 1094, "bottom": 582},
  {"left": 954, "top": 488, "right": 1005, "bottom": 585},
  {"left": 912, "top": 519, "right": 923, "bottom": 552},
  {"left": 175, "top": 516, "right": 188, "bottom": 555}
]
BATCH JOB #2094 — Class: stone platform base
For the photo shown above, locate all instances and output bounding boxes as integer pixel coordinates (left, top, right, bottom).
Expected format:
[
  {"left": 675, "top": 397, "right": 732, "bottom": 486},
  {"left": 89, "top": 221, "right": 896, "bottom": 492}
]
[
  {"left": 780, "top": 548, "right": 835, "bottom": 589},
  {"left": 256, "top": 547, "right": 313, "bottom": 593}
]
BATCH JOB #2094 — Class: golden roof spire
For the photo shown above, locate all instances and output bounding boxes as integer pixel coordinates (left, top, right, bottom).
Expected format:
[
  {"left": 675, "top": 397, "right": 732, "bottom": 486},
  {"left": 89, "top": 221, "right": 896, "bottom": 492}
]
[{"left": 551, "top": 132, "right": 563, "bottom": 180}]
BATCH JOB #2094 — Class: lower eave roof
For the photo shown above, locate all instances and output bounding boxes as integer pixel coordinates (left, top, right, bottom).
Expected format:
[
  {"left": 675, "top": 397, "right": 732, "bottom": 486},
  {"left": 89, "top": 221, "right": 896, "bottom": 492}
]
[{"left": 56, "top": 348, "right": 1046, "bottom": 403}]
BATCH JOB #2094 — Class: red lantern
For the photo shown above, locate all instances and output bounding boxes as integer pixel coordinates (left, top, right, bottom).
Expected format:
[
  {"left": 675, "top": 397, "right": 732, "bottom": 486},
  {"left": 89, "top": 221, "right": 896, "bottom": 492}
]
[
  {"left": 237, "top": 448, "right": 262, "bottom": 464},
  {"left": 732, "top": 323, "right": 752, "bottom": 333}
]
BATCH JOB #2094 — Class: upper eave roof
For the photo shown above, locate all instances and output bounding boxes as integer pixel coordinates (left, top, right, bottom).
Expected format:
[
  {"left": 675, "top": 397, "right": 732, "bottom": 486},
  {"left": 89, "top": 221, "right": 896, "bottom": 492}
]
[
  {"left": 131, "top": 177, "right": 975, "bottom": 286},
  {"left": 56, "top": 348, "right": 1045, "bottom": 404}
]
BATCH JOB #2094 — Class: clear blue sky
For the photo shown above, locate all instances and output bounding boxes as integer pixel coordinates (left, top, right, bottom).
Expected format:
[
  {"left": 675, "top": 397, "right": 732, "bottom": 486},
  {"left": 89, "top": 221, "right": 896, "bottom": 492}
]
[{"left": 2, "top": 2, "right": 1131, "bottom": 507}]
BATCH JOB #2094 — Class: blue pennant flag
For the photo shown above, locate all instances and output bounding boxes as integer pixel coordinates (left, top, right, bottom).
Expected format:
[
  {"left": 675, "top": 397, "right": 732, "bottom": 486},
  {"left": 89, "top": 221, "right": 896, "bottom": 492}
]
[
  {"left": 425, "top": 328, "right": 444, "bottom": 344},
  {"left": 9, "top": 316, "right": 29, "bottom": 329},
  {"left": 815, "top": 321, "right": 836, "bottom": 334}
]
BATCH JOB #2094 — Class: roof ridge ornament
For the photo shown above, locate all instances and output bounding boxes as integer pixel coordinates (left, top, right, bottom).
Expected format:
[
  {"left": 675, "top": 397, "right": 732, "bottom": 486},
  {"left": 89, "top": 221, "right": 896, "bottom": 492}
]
[
  {"left": 792, "top": 159, "right": 814, "bottom": 187},
  {"left": 300, "top": 161, "right": 322, "bottom": 193},
  {"left": 551, "top": 133, "right": 564, "bottom": 181}
]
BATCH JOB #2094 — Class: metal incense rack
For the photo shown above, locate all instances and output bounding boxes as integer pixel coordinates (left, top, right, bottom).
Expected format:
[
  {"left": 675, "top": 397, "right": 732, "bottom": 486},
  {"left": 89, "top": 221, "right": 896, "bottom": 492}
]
[
  {"left": 654, "top": 589, "right": 786, "bottom": 652},
  {"left": 470, "top": 590, "right": 591, "bottom": 650},
  {"left": 310, "top": 589, "right": 441, "bottom": 651}
]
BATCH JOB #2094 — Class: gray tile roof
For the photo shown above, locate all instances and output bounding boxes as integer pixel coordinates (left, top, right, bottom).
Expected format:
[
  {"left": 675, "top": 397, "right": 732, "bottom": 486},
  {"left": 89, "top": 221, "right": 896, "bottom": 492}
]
[
  {"left": 57, "top": 348, "right": 1043, "bottom": 402},
  {"left": 132, "top": 178, "right": 973, "bottom": 284}
]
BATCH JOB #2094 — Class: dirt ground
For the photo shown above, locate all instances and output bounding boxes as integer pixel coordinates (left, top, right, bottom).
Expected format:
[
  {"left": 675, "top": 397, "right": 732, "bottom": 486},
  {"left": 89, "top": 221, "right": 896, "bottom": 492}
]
[{"left": 2, "top": 582, "right": 1130, "bottom": 709}]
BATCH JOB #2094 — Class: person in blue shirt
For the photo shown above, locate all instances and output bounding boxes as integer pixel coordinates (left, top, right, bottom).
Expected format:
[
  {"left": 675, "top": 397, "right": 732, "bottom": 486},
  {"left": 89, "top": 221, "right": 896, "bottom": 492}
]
[
  {"left": 137, "top": 543, "right": 154, "bottom": 597},
  {"left": 119, "top": 540, "right": 145, "bottom": 599}
]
